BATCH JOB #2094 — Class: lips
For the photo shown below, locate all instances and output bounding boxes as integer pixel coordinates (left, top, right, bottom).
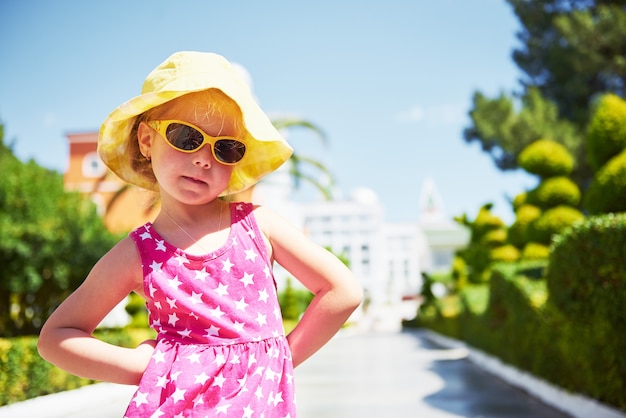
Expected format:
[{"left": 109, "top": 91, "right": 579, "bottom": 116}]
[{"left": 182, "top": 176, "right": 207, "bottom": 185}]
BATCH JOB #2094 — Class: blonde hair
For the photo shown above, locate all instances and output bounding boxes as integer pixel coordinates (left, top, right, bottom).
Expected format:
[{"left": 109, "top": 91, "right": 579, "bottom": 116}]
[{"left": 125, "top": 89, "right": 245, "bottom": 187}]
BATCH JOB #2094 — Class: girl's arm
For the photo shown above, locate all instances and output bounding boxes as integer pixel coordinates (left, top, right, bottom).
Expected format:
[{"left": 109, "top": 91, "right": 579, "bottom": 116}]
[
  {"left": 255, "top": 206, "right": 363, "bottom": 368},
  {"left": 38, "top": 237, "right": 154, "bottom": 385}
]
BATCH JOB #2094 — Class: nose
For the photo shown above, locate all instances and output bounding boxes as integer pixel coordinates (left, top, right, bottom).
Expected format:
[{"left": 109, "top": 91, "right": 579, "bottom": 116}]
[{"left": 192, "top": 145, "right": 215, "bottom": 168}]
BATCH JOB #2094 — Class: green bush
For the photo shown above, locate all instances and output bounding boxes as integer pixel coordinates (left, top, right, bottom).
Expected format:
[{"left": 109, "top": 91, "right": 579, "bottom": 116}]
[
  {"left": 509, "top": 204, "right": 542, "bottom": 248},
  {"left": 414, "top": 258, "right": 626, "bottom": 411},
  {"left": 0, "top": 328, "right": 155, "bottom": 406},
  {"left": 586, "top": 93, "right": 626, "bottom": 172},
  {"left": 490, "top": 244, "right": 520, "bottom": 262},
  {"left": 527, "top": 205, "right": 584, "bottom": 245},
  {"left": 526, "top": 176, "right": 581, "bottom": 209},
  {"left": 518, "top": 139, "right": 574, "bottom": 179},
  {"left": 584, "top": 150, "right": 626, "bottom": 214},
  {"left": 547, "top": 213, "right": 626, "bottom": 324},
  {"left": 521, "top": 242, "right": 550, "bottom": 260}
]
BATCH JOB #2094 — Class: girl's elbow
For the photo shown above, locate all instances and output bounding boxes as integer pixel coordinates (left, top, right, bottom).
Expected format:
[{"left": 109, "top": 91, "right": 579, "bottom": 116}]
[{"left": 344, "top": 280, "right": 363, "bottom": 311}]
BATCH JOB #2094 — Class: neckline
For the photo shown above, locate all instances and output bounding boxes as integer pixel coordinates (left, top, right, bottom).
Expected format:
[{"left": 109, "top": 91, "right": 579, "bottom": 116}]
[{"left": 147, "top": 202, "right": 235, "bottom": 261}]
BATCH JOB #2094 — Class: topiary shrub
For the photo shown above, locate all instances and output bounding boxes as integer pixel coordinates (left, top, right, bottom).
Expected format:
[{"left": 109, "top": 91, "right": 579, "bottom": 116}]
[
  {"left": 482, "top": 228, "right": 507, "bottom": 245},
  {"left": 547, "top": 213, "right": 626, "bottom": 325},
  {"left": 586, "top": 93, "right": 626, "bottom": 172},
  {"left": 583, "top": 150, "right": 626, "bottom": 214},
  {"left": 491, "top": 244, "right": 520, "bottom": 262},
  {"left": 527, "top": 206, "right": 585, "bottom": 245},
  {"left": 518, "top": 139, "right": 574, "bottom": 179},
  {"left": 526, "top": 176, "right": 581, "bottom": 209},
  {"left": 521, "top": 242, "right": 550, "bottom": 260},
  {"left": 508, "top": 204, "right": 541, "bottom": 249},
  {"left": 511, "top": 192, "right": 527, "bottom": 212}
]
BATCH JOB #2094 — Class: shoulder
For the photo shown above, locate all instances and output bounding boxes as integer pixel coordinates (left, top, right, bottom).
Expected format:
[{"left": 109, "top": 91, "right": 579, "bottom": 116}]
[{"left": 92, "top": 236, "right": 144, "bottom": 295}]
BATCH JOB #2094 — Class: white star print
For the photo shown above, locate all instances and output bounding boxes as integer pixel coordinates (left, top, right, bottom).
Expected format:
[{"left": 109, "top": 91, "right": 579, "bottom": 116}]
[
  {"left": 246, "top": 229, "right": 256, "bottom": 240},
  {"left": 256, "top": 312, "right": 267, "bottom": 326},
  {"left": 265, "top": 367, "right": 277, "bottom": 381},
  {"left": 258, "top": 288, "right": 269, "bottom": 303},
  {"left": 166, "top": 297, "right": 177, "bottom": 309},
  {"left": 168, "top": 312, "right": 179, "bottom": 326},
  {"left": 216, "top": 403, "right": 231, "bottom": 414},
  {"left": 244, "top": 248, "right": 258, "bottom": 262},
  {"left": 194, "top": 371, "right": 210, "bottom": 384},
  {"left": 242, "top": 404, "right": 254, "bottom": 418},
  {"left": 263, "top": 265, "right": 271, "bottom": 278},
  {"left": 132, "top": 391, "right": 149, "bottom": 406},
  {"left": 212, "top": 371, "right": 226, "bottom": 387},
  {"left": 222, "top": 258, "right": 234, "bottom": 273},
  {"left": 174, "top": 253, "right": 189, "bottom": 265},
  {"left": 214, "top": 353, "right": 226, "bottom": 367},
  {"left": 233, "top": 321, "right": 245, "bottom": 333},
  {"left": 255, "top": 385, "right": 264, "bottom": 400},
  {"left": 170, "top": 371, "right": 182, "bottom": 381},
  {"left": 270, "top": 391, "right": 284, "bottom": 406},
  {"left": 215, "top": 283, "right": 229, "bottom": 296},
  {"left": 236, "top": 203, "right": 244, "bottom": 211},
  {"left": 205, "top": 324, "right": 220, "bottom": 337},
  {"left": 172, "top": 388, "right": 186, "bottom": 403},
  {"left": 274, "top": 306, "right": 282, "bottom": 320},
  {"left": 139, "top": 231, "right": 151, "bottom": 240},
  {"left": 149, "top": 283, "right": 157, "bottom": 297},
  {"left": 150, "top": 408, "right": 165, "bottom": 418},
  {"left": 178, "top": 328, "right": 192, "bottom": 338},
  {"left": 155, "top": 239, "right": 166, "bottom": 252},
  {"left": 189, "top": 291, "right": 203, "bottom": 305},
  {"left": 150, "top": 260, "right": 162, "bottom": 272},
  {"left": 168, "top": 275, "right": 182, "bottom": 290},
  {"left": 186, "top": 352, "right": 200, "bottom": 363},
  {"left": 194, "top": 267, "right": 209, "bottom": 282},
  {"left": 230, "top": 354, "right": 241, "bottom": 364},
  {"left": 153, "top": 350, "right": 166, "bottom": 364},
  {"left": 154, "top": 301, "right": 162, "bottom": 310},
  {"left": 209, "top": 305, "right": 225, "bottom": 319},
  {"left": 234, "top": 297, "right": 248, "bottom": 311},
  {"left": 239, "top": 272, "right": 254, "bottom": 287},
  {"left": 156, "top": 375, "right": 167, "bottom": 388}
]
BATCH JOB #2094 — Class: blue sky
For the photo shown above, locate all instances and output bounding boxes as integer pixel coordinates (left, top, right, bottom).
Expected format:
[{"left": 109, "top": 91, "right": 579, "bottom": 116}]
[{"left": 0, "top": 0, "right": 535, "bottom": 223}]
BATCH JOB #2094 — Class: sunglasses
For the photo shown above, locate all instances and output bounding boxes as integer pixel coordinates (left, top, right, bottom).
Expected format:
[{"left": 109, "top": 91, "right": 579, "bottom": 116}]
[{"left": 147, "top": 119, "right": 246, "bottom": 165}]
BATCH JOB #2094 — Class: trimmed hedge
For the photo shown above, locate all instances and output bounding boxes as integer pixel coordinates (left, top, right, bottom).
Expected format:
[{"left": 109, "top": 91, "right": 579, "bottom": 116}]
[
  {"left": 547, "top": 213, "right": 626, "bottom": 324},
  {"left": 0, "top": 328, "right": 155, "bottom": 406},
  {"left": 584, "top": 150, "right": 626, "bottom": 214},
  {"left": 413, "top": 254, "right": 626, "bottom": 411}
]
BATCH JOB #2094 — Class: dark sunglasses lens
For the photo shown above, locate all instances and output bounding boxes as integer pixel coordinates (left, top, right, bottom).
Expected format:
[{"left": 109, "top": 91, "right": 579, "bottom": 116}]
[
  {"left": 165, "top": 123, "right": 203, "bottom": 151},
  {"left": 214, "top": 140, "right": 246, "bottom": 163}
]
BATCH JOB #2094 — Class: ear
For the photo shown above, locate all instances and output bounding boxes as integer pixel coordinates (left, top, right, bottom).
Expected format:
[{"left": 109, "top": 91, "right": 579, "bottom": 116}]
[{"left": 137, "top": 121, "right": 154, "bottom": 158}]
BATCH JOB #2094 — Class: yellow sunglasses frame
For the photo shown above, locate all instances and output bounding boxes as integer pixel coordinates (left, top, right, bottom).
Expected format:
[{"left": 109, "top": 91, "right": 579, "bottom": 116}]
[{"left": 147, "top": 119, "right": 246, "bottom": 165}]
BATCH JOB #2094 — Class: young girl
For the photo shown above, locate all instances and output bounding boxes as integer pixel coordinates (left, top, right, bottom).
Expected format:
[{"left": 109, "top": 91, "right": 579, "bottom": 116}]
[{"left": 38, "top": 51, "right": 362, "bottom": 417}]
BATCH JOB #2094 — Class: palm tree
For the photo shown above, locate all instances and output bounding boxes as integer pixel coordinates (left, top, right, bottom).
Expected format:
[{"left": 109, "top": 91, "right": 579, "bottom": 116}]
[{"left": 271, "top": 117, "right": 335, "bottom": 201}]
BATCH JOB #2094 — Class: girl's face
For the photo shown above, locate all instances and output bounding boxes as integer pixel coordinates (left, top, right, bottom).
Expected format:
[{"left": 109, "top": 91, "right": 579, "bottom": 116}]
[{"left": 138, "top": 92, "right": 241, "bottom": 206}]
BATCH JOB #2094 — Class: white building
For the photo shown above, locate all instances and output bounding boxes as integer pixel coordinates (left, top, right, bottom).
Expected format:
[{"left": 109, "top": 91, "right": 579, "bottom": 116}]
[{"left": 253, "top": 171, "right": 469, "bottom": 308}]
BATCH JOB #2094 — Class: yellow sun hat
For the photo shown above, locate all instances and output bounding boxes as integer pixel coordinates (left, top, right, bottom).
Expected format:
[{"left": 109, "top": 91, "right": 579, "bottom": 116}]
[{"left": 97, "top": 51, "right": 293, "bottom": 196}]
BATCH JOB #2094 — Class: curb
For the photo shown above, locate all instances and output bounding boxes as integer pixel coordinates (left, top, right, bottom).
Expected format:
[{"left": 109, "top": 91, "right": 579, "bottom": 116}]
[
  {"left": 423, "top": 330, "right": 626, "bottom": 418},
  {"left": 0, "top": 382, "right": 136, "bottom": 418}
]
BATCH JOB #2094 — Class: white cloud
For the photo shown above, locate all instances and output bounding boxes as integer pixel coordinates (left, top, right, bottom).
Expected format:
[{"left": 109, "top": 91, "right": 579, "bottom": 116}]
[{"left": 395, "top": 102, "right": 467, "bottom": 126}]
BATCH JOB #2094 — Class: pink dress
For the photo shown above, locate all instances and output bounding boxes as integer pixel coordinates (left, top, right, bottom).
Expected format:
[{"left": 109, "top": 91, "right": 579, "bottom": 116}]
[{"left": 125, "top": 202, "right": 297, "bottom": 417}]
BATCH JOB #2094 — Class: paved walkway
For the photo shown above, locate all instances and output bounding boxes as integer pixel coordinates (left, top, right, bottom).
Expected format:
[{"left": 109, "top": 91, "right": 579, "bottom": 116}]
[{"left": 1, "top": 329, "right": 576, "bottom": 418}]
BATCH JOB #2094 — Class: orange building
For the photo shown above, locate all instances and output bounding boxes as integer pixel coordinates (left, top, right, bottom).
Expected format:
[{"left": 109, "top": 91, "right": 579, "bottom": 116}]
[{"left": 64, "top": 131, "right": 159, "bottom": 233}]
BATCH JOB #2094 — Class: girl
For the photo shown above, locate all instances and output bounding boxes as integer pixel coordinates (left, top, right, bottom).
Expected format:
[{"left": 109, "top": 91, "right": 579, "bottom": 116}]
[{"left": 38, "top": 51, "right": 362, "bottom": 417}]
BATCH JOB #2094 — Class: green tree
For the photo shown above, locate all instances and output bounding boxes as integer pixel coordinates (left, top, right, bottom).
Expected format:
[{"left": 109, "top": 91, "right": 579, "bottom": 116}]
[
  {"left": 0, "top": 125, "right": 118, "bottom": 336},
  {"left": 464, "top": 1, "right": 626, "bottom": 191},
  {"left": 272, "top": 117, "right": 334, "bottom": 200}
]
